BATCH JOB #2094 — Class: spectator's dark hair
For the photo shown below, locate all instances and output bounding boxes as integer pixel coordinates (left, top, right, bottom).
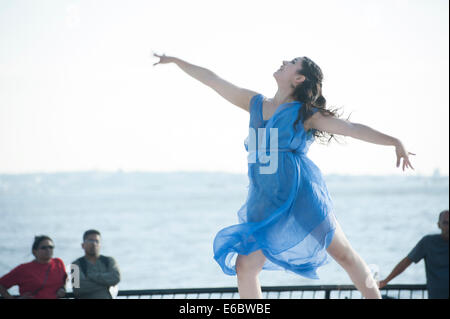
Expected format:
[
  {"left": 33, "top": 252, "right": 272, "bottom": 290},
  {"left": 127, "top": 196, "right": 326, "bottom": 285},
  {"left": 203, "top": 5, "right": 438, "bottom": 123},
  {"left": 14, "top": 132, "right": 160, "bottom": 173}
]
[
  {"left": 439, "top": 210, "right": 449, "bottom": 223},
  {"left": 32, "top": 235, "right": 53, "bottom": 253},
  {"left": 83, "top": 229, "right": 101, "bottom": 241},
  {"left": 292, "top": 56, "right": 350, "bottom": 145}
]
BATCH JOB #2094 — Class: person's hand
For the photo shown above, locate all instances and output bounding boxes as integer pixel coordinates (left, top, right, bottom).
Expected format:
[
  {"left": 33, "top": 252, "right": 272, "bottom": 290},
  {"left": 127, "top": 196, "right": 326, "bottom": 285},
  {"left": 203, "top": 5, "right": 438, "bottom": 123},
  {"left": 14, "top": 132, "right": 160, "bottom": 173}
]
[
  {"left": 394, "top": 139, "right": 415, "bottom": 171},
  {"left": 378, "top": 279, "right": 389, "bottom": 289},
  {"left": 56, "top": 287, "right": 66, "bottom": 298},
  {"left": 152, "top": 52, "right": 177, "bottom": 66}
]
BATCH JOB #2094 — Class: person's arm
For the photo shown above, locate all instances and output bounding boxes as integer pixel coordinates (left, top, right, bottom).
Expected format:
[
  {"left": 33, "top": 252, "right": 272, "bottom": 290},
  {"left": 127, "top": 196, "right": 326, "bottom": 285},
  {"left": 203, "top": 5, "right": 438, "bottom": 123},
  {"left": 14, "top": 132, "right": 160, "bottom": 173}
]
[
  {"left": 0, "top": 265, "right": 23, "bottom": 299},
  {"left": 152, "top": 53, "right": 259, "bottom": 112},
  {"left": 86, "top": 257, "right": 121, "bottom": 287},
  {"left": 72, "top": 278, "right": 105, "bottom": 297},
  {"left": 71, "top": 262, "right": 105, "bottom": 298},
  {"left": 306, "top": 112, "right": 415, "bottom": 171},
  {"left": 379, "top": 237, "right": 426, "bottom": 288},
  {"left": 0, "top": 284, "right": 14, "bottom": 299},
  {"left": 378, "top": 257, "right": 413, "bottom": 288},
  {"left": 56, "top": 259, "right": 67, "bottom": 298}
]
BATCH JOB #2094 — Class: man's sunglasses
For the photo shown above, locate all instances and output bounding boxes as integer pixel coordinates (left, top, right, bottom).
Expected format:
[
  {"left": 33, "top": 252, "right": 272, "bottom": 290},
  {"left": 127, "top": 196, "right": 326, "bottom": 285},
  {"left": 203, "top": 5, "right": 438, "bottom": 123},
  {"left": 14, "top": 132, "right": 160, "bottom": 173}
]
[
  {"left": 39, "top": 245, "right": 55, "bottom": 250},
  {"left": 84, "top": 239, "right": 100, "bottom": 244}
]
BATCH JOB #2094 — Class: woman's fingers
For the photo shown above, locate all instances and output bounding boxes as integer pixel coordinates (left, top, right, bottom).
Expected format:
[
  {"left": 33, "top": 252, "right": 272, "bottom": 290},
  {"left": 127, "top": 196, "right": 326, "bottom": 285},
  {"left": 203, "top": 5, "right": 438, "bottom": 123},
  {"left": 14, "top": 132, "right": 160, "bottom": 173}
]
[
  {"left": 153, "top": 52, "right": 165, "bottom": 66},
  {"left": 405, "top": 151, "right": 415, "bottom": 170},
  {"left": 152, "top": 51, "right": 164, "bottom": 66},
  {"left": 397, "top": 156, "right": 408, "bottom": 171},
  {"left": 152, "top": 52, "right": 159, "bottom": 66},
  {"left": 407, "top": 159, "right": 415, "bottom": 170},
  {"left": 152, "top": 52, "right": 170, "bottom": 66},
  {"left": 395, "top": 147, "right": 416, "bottom": 171},
  {"left": 401, "top": 156, "right": 415, "bottom": 171}
]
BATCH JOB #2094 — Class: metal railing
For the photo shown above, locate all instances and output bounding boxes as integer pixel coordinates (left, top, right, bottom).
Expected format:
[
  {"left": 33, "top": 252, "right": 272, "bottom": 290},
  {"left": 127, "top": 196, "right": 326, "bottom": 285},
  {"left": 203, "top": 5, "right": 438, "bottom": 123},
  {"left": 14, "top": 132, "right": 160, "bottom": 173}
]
[{"left": 61, "top": 284, "right": 427, "bottom": 299}]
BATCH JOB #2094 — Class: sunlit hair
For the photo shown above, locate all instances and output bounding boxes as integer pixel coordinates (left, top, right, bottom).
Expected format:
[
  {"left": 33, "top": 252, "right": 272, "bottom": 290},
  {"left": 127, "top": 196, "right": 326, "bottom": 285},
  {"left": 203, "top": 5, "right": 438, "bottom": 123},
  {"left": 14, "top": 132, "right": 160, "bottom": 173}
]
[{"left": 292, "top": 56, "right": 349, "bottom": 145}]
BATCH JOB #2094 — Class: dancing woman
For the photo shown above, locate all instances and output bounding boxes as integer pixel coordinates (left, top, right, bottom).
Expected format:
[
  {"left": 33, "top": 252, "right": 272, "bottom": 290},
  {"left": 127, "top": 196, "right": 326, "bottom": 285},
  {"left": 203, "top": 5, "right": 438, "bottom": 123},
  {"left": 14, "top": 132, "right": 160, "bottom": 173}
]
[{"left": 153, "top": 53, "right": 415, "bottom": 299}]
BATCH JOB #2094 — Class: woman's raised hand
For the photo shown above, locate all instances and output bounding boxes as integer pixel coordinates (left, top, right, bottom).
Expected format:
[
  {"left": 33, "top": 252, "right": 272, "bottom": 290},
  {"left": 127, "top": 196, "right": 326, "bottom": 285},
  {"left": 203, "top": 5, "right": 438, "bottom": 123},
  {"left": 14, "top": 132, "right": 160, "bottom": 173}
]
[
  {"left": 152, "top": 52, "right": 176, "bottom": 66},
  {"left": 394, "top": 140, "right": 415, "bottom": 171}
]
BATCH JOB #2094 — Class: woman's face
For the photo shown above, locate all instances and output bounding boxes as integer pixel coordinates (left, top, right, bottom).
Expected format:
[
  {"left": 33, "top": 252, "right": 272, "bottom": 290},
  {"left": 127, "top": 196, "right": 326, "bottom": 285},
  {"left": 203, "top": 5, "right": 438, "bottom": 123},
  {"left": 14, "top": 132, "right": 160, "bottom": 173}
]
[
  {"left": 273, "top": 57, "right": 305, "bottom": 87},
  {"left": 33, "top": 239, "right": 54, "bottom": 262}
]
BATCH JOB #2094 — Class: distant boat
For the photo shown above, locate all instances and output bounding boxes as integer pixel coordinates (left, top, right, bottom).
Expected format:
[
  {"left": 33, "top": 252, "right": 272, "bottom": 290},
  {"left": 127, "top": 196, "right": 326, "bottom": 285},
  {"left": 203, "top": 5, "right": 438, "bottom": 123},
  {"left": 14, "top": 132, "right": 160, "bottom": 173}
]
[{"left": 432, "top": 168, "right": 441, "bottom": 178}]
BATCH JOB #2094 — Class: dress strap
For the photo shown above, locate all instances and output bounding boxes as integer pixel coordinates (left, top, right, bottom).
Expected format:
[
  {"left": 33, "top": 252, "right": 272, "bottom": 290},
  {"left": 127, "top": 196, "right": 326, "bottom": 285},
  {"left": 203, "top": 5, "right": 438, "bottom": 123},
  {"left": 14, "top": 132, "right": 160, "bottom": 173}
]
[{"left": 249, "top": 94, "right": 262, "bottom": 114}]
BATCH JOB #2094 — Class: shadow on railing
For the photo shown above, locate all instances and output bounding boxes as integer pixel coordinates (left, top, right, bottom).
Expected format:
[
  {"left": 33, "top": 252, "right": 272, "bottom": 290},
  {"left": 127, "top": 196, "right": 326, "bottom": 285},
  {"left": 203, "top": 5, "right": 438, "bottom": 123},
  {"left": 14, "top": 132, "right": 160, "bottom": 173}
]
[{"left": 62, "top": 284, "right": 427, "bottom": 299}]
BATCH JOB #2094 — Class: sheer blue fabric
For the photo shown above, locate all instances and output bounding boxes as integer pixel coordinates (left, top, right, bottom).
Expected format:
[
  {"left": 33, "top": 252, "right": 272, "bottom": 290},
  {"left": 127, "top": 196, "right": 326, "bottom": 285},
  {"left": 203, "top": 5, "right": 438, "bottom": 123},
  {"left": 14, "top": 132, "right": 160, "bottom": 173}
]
[{"left": 213, "top": 94, "right": 338, "bottom": 279}]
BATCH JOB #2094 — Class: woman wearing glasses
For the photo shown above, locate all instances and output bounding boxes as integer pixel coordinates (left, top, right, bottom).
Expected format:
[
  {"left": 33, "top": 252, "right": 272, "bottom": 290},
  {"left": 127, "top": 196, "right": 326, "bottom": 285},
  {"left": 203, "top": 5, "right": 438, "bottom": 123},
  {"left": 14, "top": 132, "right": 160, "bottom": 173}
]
[{"left": 0, "top": 235, "right": 67, "bottom": 299}]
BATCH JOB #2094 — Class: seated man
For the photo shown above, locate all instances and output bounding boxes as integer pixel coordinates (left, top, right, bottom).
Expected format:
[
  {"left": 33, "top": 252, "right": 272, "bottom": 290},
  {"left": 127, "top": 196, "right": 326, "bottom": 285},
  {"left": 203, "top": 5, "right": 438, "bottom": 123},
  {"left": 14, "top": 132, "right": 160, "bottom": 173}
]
[
  {"left": 379, "top": 210, "right": 449, "bottom": 299},
  {"left": 71, "top": 229, "right": 121, "bottom": 299}
]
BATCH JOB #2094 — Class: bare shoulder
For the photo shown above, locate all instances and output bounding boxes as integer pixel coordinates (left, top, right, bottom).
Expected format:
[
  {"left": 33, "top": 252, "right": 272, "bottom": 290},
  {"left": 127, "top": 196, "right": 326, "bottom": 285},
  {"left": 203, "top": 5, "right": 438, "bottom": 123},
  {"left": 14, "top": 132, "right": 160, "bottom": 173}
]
[
  {"left": 208, "top": 74, "right": 260, "bottom": 112},
  {"left": 239, "top": 88, "right": 261, "bottom": 112},
  {"left": 230, "top": 87, "right": 261, "bottom": 113}
]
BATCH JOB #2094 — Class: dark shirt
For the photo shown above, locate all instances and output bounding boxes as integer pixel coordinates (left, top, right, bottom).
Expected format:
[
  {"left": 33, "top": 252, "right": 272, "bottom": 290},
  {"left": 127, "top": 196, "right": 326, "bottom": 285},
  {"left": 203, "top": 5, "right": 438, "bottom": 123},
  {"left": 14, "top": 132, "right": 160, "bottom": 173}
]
[
  {"left": 71, "top": 256, "right": 120, "bottom": 299},
  {"left": 408, "top": 234, "right": 449, "bottom": 299}
]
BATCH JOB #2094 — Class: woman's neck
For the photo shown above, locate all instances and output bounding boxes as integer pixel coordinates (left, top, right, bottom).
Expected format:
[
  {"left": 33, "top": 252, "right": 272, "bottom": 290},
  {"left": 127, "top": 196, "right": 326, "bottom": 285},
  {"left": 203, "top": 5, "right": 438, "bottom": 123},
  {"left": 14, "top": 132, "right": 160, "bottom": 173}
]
[{"left": 271, "top": 89, "right": 294, "bottom": 106}]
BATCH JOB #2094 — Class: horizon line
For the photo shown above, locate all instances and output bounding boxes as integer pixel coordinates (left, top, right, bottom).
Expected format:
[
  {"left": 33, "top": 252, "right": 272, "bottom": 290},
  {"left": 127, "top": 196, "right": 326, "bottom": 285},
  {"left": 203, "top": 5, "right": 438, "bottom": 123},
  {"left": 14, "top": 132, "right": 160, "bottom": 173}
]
[{"left": 0, "top": 169, "right": 447, "bottom": 178}]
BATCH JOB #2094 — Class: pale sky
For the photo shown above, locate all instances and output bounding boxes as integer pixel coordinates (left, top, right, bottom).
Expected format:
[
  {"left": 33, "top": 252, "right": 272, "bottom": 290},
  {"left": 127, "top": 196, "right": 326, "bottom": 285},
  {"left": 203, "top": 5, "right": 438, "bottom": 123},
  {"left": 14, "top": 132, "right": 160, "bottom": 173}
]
[{"left": 0, "top": 0, "right": 448, "bottom": 176}]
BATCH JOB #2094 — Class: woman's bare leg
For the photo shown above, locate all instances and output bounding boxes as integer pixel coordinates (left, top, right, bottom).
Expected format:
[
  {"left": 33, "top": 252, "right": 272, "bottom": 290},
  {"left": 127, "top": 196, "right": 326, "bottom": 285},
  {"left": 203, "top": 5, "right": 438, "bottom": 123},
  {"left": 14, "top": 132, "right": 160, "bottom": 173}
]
[
  {"left": 326, "top": 220, "right": 381, "bottom": 299},
  {"left": 235, "top": 250, "right": 266, "bottom": 299}
]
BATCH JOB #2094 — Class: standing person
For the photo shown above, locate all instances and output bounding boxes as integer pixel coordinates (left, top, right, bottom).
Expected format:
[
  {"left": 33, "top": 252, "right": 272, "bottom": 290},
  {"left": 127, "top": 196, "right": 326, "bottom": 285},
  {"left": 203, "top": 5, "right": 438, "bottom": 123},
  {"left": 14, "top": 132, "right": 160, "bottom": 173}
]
[
  {"left": 152, "top": 53, "right": 415, "bottom": 299},
  {"left": 379, "top": 210, "right": 449, "bottom": 299},
  {"left": 0, "top": 235, "right": 67, "bottom": 299},
  {"left": 71, "top": 230, "right": 121, "bottom": 299}
]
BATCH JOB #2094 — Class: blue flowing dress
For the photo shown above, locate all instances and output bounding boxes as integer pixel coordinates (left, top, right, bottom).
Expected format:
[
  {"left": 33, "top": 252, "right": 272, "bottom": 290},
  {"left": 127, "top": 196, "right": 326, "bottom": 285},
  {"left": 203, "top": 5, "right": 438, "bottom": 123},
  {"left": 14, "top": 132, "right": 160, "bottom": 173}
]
[{"left": 213, "top": 94, "right": 338, "bottom": 279}]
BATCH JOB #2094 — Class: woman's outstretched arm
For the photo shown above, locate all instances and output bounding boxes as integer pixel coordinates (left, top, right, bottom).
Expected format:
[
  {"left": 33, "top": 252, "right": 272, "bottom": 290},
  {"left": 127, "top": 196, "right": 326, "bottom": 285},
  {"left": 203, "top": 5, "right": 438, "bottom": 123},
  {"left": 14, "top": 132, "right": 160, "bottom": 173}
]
[
  {"left": 306, "top": 112, "right": 416, "bottom": 171},
  {"left": 152, "top": 52, "right": 259, "bottom": 112}
]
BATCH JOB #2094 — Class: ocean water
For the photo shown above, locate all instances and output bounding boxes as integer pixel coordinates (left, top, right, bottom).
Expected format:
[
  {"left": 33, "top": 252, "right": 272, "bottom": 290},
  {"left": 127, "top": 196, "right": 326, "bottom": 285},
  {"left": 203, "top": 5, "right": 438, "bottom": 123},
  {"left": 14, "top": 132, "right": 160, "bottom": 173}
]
[{"left": 0, "top": 171, "right": 448, "bottom": 294}]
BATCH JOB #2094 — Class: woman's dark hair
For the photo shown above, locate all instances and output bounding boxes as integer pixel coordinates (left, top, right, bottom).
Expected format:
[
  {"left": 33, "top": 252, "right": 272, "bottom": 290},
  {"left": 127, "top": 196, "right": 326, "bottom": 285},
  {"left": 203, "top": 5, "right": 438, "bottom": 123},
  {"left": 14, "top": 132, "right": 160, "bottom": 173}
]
[
  {"left": 292, "top": 56, "right": 349, "bottom": 144},
  {"left": 32, "top": 235, "right": 53, "bottom": 253}
]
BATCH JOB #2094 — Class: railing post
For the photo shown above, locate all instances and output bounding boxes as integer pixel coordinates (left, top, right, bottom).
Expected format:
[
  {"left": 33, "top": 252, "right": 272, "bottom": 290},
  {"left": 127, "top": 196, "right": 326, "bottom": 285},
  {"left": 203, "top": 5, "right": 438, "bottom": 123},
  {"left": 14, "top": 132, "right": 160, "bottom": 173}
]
[{"left": 325, "top": 290, "right": 331, "bottom": 299}]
